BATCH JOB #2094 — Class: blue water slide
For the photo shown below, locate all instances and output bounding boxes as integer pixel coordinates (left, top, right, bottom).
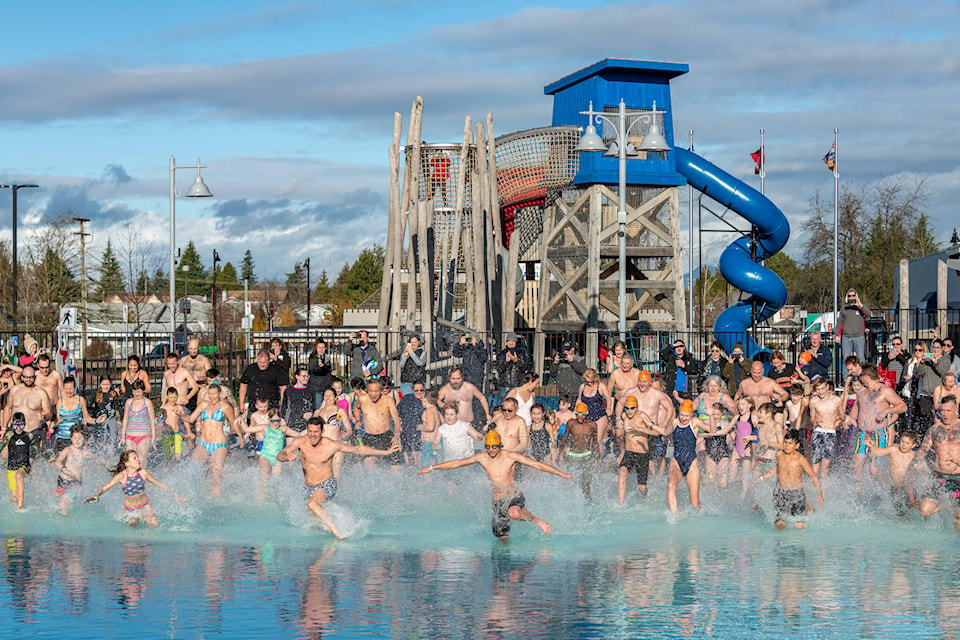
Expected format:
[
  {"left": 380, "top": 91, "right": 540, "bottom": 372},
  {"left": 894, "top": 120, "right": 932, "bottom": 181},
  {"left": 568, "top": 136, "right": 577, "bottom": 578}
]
[{"left": 673, "top": 148, "right": 790, "bottom": 358}]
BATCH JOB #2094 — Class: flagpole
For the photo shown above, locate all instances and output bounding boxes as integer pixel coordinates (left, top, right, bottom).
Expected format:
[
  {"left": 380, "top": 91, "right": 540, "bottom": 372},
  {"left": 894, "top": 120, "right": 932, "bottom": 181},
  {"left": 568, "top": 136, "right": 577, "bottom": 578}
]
[
  {"left": 759, "top": 129, "right": 765, "bottom": 195},
  {"left": 832, "top": 128, "right": 839, "bottom": 335},
  {"left": 688, "top": 129, "right": 694, "bottom": 331}
]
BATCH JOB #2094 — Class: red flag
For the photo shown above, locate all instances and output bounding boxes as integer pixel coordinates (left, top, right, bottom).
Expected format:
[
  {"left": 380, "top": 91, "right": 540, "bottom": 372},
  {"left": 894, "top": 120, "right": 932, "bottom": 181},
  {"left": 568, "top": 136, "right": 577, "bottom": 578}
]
[{"left": 750, "top": 147, "right": 764, "bottom": 175}]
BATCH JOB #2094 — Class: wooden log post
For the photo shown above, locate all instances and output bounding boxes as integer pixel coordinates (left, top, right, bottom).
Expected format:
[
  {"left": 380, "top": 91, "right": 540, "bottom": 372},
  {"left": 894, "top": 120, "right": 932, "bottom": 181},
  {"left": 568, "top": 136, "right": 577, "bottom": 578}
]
[
  {"left": 471, "top": 168, "right": 487, "bottom": 334},
  {"left": 503, "top": 229, "right": 520, "bottom": 336},
  {"left": 899, "top": 259, "right": 910, "bottom": 340},
  {"left": 938, "top": 259, "right": 948, "bottom": 336},
  {"left": 449, "top": 116, "right": 472, "bottom": 325},
  {"left": 381, "top": 112, "right": 404, "bottom": 353},
  {"left": 418, "top": 199, "right": 433, "bottom": 367}
]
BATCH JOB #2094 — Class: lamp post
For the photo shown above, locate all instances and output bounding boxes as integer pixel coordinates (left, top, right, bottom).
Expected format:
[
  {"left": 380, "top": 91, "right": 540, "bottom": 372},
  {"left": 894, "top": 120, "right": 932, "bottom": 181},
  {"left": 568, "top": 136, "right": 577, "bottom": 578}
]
[
  {"left": 575, "top": 100, "right": 670, "bottom": 341},
  {"left": 169, "top": 156, "right": 213, "bottom": 348},
  {"left": 181, "top": 265, "right": 190, "bottom": 344},
  {"left": 304, "top": 257, "right": 311, "bottom": 328},
  {"left": 0, "top": 183, "right": 39, "bottom": 333}
]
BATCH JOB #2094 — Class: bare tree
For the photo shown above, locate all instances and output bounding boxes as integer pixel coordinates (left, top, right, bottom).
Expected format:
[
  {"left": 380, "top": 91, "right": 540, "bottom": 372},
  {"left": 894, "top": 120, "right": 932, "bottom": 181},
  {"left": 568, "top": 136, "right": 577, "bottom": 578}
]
[
  {"left": 115, "top": 226, "right": 163, "bottom": 328},
  {"left": 20, "top": 214, "right": 81, "bottom": 329}
]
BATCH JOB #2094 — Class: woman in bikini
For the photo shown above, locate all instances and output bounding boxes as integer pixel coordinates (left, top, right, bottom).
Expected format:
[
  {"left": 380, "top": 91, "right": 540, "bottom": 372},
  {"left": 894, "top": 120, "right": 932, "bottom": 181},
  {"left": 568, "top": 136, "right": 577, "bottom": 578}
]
[
  {"left": 186, "top": 383, "right": 235, "bottom": 498},
  {"left": 85, "top": 450, "right": 186, "bottom": 527},
  {"left": 120, "top": 355, "right": 151, "bottom": 410},
  {"left": 120, "top": 379, "right": 156, "bottom": 463}
]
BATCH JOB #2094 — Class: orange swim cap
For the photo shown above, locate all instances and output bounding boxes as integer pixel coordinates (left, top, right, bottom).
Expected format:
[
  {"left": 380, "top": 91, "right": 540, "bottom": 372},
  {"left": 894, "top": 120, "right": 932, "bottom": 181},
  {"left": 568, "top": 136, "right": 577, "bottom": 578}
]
[
  {"left": 624, "top": 396, "right": 639, "bottom": 408},
  {"left": 679, "top": 399, "right": 695, "bottom": 414},
  {"left": 485, "top": 430, "right": 502, "bottom": 447},
  {"left": 638, "top": 370, "right": 652, "bottom": 382},
  {"left": 575, "top": 402, "right": 589, "bottom": 414},
  {"left": 798, "top": 351, "right": 813, "bottom": 365}
]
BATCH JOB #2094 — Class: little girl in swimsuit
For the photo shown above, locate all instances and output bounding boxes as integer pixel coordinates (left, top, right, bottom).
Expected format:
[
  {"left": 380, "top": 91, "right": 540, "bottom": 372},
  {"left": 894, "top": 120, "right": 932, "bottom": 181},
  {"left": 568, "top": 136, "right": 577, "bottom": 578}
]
[
  {"left": 729, "top": 396, "right": 757, "bottom": 496},
  {"left": 242, "top": 408, "right": 301, "bottom": 501},
  {"left": 85, "top": 450, "right": 186, "bottom": 528}
]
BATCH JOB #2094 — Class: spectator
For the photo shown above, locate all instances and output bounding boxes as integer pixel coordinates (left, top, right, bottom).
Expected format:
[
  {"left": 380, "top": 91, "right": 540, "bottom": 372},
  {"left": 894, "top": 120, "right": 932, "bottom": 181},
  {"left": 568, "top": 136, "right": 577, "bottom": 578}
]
[
  {"left": 800, "top": 331, "right": 832, "bottom": 382},
  {"left": 903, "top": 341, "right": 942, "bottom": 441},
  {"left": 307, "top": 338, "right": 333, "bottom": 403},
  {"left": 701, "top": 340, "right": 728, "bottom": 384},
  {"left": 342, "top": 330, "right": 384, "bottom": 381},
  {"left": 268, "top": 338, "right": 292, "bottom": 377},
  {"left": 768, "top": 351, "right": 797, "bottom": 390},
  {"left": 660, "top": 339, "right": 700, "bottom": 404},
  {"left": 453, "top": 334, "right": 488, "bottom": 391},
  {"left": 835, "top": 288, "right": 871, "bottom": 362},
  {"left": 396, "top": 382, "right": 426, "bottom": 467},
  {"left": 943, "top": 337, "right": 960, "bottom": 374},
  {"left": 879, "top": 336, "right": 909, "bottom": 392},
  {"left": 551, "top": 340, "right": 587, "bottom": 400},
  {"left": 398, "top": 335, "right": 427, "bottom": 396},
  {"left": 721, "top": 342, "right": 751, "bottom": 396},
  {"left": 496, "top": 332, "right": 530, "bottom": 399},
  {"left": 933, "top": 340, "right": 953, "bottom": 376}
]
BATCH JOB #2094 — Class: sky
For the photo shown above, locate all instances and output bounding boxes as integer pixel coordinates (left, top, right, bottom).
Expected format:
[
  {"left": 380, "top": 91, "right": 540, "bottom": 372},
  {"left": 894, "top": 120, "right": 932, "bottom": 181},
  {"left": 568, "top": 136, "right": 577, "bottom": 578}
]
[{"left": 1, "top": 0, "right": 959, "bottom": 287}]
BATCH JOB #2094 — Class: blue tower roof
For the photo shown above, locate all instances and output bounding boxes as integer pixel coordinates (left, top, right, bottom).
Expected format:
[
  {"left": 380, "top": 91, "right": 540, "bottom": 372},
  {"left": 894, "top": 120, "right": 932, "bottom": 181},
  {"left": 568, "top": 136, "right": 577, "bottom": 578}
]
[{"left": 545, "top": 58, "right": 689, "bottom": 187}]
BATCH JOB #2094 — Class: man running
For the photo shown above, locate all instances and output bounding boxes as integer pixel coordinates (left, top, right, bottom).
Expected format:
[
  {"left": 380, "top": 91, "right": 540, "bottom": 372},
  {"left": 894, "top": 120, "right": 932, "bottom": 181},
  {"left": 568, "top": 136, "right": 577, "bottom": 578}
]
[
  {"left": 845, "top": 364, "right": 907, "bottom": 478},
  {"left": 918, "top": 395, "right": 960, "bottom": 529},
  {"left": 277, "top": 417, "right": 400, "bottom": 539},
  {"left": 351, "top": 379, "right": 403, "bottom": 469},
  {"left": 617, "top": 396, "right": 661, "bottom": 502},
  {"left": 439, "top": 366, "right": 491, "bottom": 426},
  {"left": 633, "top": 369, "right": 675, "bottom": 476},
  {"left": 180, "top": 339, "right": 212, "bottom": 411},
  {"left": 737, "top": 361, "right": 788, "bottom": 407},
  {"left": 6, "top": 367, "right": 52, "bottom": 437},
  {"left": 164, "top": 353, "right": 199, "bottom": 413},
  {"left": 418, "top": 430, "right": 575, "bottom": 539}
]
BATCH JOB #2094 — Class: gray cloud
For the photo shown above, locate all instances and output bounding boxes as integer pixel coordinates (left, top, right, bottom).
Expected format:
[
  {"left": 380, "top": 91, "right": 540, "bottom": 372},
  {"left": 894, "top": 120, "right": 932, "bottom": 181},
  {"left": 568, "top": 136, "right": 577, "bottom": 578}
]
[{"left": 102, "top": 163, "right": 132, "bottom": 185}]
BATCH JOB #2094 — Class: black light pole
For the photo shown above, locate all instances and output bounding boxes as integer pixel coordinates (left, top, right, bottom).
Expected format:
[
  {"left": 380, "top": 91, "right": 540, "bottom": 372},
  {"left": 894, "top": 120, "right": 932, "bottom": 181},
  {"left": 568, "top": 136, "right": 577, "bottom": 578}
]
[
  {"left": 0, "top": 184, "right": 39, "bottom": 333},
  {"left": 304, "top": 257, "right": 311, "bottom": 329}
]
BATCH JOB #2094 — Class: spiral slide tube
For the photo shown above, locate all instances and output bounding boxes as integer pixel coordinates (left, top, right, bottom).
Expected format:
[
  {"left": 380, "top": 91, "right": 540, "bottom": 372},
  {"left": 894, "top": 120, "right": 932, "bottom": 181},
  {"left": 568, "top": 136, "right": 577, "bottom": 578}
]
[{"left": 674, "top": 147, "right": 790, "bottom": 357}]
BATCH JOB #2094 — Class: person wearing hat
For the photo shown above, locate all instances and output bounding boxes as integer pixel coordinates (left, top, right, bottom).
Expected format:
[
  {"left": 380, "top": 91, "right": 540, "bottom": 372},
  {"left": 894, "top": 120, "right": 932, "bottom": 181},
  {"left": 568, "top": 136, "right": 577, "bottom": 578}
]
[
  {"left": 663, "top": 399, "right": 703, "bottom": 514},
  {"left": 496, "top": 332, "right": 530, "bottom": 401},
  {"left": 418, "top": 429, "right": 575, "bottom": 539},
  {"left": 617, "top": 395, "right": 662, "bottom": 503},
  {"left": 835, "top": 288, "right": 871, "bottom": 362},
  {"left": 633, "top": 369, "right": 676, "bottom": 478},
  {"left": 550, "top": 339, "right": 586, "bottom": 401},
  {"left": 557, "top": 402, "right": 600, "bottom": 500}
]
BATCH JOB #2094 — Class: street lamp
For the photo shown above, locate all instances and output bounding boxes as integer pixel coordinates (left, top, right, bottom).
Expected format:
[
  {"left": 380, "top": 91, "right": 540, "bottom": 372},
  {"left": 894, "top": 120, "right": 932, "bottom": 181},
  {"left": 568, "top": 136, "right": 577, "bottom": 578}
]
[
  {"left": 212, "top": 249, "right": 221, "bottom": 346},
  {"left": 169, "top": 156, "right": 213, "bottom": 348},
  {"left": 575, "top": 100, "right": 670, "bottom": 341},
  {"left": 0, "top": 184, "right": 39, "bottom": 333},
  {"left": 304, "top": 257, "right": 311, "bottom": 328}
]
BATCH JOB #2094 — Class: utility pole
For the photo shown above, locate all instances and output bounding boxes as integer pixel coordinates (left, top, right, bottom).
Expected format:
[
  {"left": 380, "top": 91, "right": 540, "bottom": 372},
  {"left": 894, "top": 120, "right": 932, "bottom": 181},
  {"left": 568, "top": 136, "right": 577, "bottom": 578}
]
[
  {"left": 304, "top": 257, "right": 311, "bottom": 329},
  {"left": 73, "top": 217, "right": 91, "bottom": 357}
]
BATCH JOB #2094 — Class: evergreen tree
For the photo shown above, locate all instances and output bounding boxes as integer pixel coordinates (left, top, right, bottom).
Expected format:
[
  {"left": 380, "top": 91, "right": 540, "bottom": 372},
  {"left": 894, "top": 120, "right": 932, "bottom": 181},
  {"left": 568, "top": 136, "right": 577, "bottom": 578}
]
[
  {"left": 313, "top": 269, "right": 332, "bottom": 304},
  {"left": 240, "top": 249, "right": 257, "bottom": 285},
  {"left": 216, "top": 262, "right": 241, "bottom": 290},
  {"left": 332, "top": 245, "right": 385, "bottom": 306},
  {"left": 286, "top": 261, "right": 307, "bottom": 307},
  {"left": 95, "top": 239, "right": 124, "bottom": 299},
  {"left": 42, "top": 247, "right": 80, "bottom": 301},
  {"left": 178, "top": 241, "right": 209, "bottom": 295},
  {"left": 151, "top": 267, "right": 168, "bottom": 296},
  {"left": 909, "top": 212, "right": 939, "bottom": 258}
]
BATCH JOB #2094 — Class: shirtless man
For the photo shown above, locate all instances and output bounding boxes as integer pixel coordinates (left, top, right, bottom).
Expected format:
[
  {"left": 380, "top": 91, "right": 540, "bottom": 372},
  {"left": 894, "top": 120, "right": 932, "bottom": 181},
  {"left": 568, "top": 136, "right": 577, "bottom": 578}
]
[
  {"left": 918, "top": 395, "right": 960, "bottom": 529},
  {"left": 439, "top": 367, "right": 490, "bottom": 426},
  {"left": 737, "top": 361, "right": 788, "bottom": 407},
  {"left": 634, "top": 369, "right": 675, "bottom": 476},
  {"left": 418, "top": 429, "right": 575, "bottom": 539},
  {"left": 845, "top": 364, "right": 907, "bottom": 478},
  {"left": 34, "top": 353, "right": 63, "bottom": 406},
  {"left": 618, "top": 396, "right": 662, "bottom": 502},
  {"left": 277, "top": 417, "right": 400, "bottom": 539},
  {"left": 180, "top": 339, "right": 212, "bottom": 407},
  {"left": 808, "top": 377, "right": 844, "bottom": 478},
  {"left": 351, "top": 379, "right": 403, "bottom": 469},
  {"left": 610, "top": 354, "right": 640, "bottom": 412},
  {"left": 163, "top": 354, "right": 199, "bottom": 411},
  {"left": 490, "top": 397, "right": 529, "bottom": 456},
  {"left": 557, "top": 402, "right": 599, "bottom": 499},
  {"left": 6, "top": 366, "right": 52, "bottom": 437}
]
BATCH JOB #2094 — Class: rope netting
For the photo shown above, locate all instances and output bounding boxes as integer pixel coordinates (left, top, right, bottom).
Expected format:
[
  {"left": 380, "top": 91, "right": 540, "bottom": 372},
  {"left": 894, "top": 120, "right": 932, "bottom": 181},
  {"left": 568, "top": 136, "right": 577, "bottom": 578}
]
[{"left": 494, "top": 126, "right": 582, "bottom": 208}]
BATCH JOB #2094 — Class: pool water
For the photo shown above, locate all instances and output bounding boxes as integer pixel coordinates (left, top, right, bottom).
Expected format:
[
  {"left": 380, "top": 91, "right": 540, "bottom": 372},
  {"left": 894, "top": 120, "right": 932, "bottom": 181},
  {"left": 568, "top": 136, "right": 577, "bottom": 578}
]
[{"left": 1, "top": 456, "right": 959, "bottom": 639}]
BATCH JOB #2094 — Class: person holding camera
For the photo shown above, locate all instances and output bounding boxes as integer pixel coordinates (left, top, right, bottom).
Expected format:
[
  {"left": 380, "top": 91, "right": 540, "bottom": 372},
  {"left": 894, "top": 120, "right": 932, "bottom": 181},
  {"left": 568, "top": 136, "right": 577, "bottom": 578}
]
[
  {"left": 835, "top": 288, "right": 871, "bottom": 362},
  {"left": 497, "top": 333, "right": 530, "bottom": 400},
  {"left": 721, "top": 343, "right": 751, "bottom": 397},
  {"left": 904, "top": 341, "right": 946, "bottom": 441},
  {"left": 398, "top": 335, "right": 426, "bottom": 396},
  {"left": 453, "top": 333, "right": 488, "bottom": 390},
  {"left": 550, "top": 340, "right": 587, "bottom": 401},
  {"left": 342, "top": 330, "right": 384, "bottom": 381}
]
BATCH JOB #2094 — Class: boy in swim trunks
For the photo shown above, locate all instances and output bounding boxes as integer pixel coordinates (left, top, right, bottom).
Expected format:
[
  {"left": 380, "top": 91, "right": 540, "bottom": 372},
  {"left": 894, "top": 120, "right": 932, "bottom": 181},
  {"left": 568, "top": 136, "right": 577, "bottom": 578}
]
[
  {"left": 159, "top": 387, "right": 189, "bottom": 461},
  {"left": 761, "top": 429, "right": 824, "bottom": 529},
  {"left": 845, "top": 364, "right": 907, "bottom": 479},
  {"left": 808, "top": 377, "right": 843, "bottom": 478},
  {"left": 49, "top": 424, "right": 101, "bottom": 516},
  {"left": 3, "top": 412, "right": 33, "bottom": 511},
  {"left": 865, "top": 430, "right": 924, "bottom": 519}
]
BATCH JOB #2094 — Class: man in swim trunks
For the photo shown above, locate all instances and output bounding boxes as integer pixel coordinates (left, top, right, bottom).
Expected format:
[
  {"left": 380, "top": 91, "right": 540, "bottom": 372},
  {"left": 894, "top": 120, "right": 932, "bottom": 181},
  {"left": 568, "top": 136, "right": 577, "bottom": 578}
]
[
  {"left": 557, "top": 402, "right": 599, "bottom": 500},
  {"left": 418, "top": 430, "right": 575, "bottom": 539},
  {"left": 351, "top": 379, "right": 403, "bottom": 469},
  {"left": 180, "top": 339, "right": 212, "bottom": 412},
  {"left": 918, "top": 395, "right": 960, "bottom": 529},
  {"left": 633, "top": 369, "right": 675, "bottom": 478},
  {"left": 164, "top": 353, "right": 199, "bottom": 413},
  {"left": 34, "top": 353, "right": 64, "bottom": 406},
  {"left": 808, "top": 377, "right": 843, "bottom": 478},
  {"left": 737, "top": 361, "right": 788, "bottom": 408},
  {"left": 610, "top": 354, "right": 640, "bottom": 413},
  {"left": 6, "top": 366, "right": 53, "bottom": 440},
  {"left": 617, "top": 395, "right": 662, "bottom": 502},
  {"left": 277, "top": 417, "right": 400, "bottom": 539},
  {"left": 845, "top": 364, "right": 907, "bottom": 478},
  {"left": 762, "top": 428, "right": 824, "bottom": 529},
  {"left": 439, "top": 367, "right": 491, "bottom": 428}
]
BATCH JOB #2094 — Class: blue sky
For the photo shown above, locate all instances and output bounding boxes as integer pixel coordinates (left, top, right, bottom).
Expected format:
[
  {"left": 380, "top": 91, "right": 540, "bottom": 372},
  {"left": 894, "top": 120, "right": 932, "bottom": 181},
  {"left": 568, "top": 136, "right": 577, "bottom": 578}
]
[{"left": 2, "top": 0, "right": 959, "bottom": 285}]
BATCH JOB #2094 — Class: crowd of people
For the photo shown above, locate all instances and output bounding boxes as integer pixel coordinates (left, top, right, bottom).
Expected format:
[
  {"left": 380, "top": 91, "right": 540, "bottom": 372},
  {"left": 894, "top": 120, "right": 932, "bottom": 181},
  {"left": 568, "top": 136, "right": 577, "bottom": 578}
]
[{"left": 3, "top": 318, "right": 960, "bottom": 539}]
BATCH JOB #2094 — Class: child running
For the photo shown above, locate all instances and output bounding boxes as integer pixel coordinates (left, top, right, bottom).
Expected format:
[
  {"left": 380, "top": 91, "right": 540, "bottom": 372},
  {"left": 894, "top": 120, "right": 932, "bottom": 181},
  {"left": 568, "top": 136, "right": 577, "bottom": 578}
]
[
  {"left": 243, "top": 408, "right": 301, "bottom": 501},
  {"left": 85, "top": 450, "right": 187, "bottom": 528},
  {"left": 3, "top": 412, "right": 33, "bottom": 511},
  {"left": 865, "top": 429, "right": 924, "bottom": 519},
  {"left": 158, "top": 387, "right": 189, "bottom": 462},
  {"left": 49, "top": 425, "right": 100, "bottom": 516},
  {"left": 762, "top": 429, "right": 824, "bottom": 529}
]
